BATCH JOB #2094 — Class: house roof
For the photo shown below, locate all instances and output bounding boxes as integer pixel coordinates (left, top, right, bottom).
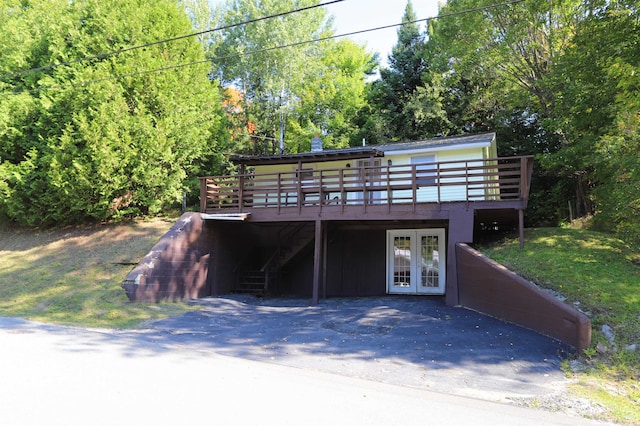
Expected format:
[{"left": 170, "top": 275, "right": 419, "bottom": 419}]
[
  {"left": 230, "top": 146, "right": 385, "bottom": 166},
  {"left": 376, "top": 132, "right": 496, "bottom": 153},
  {"left": 229, "top": 132, "right": 496, "bottom": 166}
]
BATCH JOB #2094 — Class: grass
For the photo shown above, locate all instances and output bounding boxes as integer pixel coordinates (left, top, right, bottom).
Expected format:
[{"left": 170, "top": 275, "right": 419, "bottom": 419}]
[
  {"left": 478, "top": 226, "right": 640, "bottom": 425},
  {"left": 0, "top": 217, "right": 195, "bottom": 328}
]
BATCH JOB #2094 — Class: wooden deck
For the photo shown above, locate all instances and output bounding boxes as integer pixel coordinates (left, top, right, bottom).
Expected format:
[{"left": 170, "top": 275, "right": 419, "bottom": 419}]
[{"left": 200, "top": 156, "right": 534, "bottom": 220}]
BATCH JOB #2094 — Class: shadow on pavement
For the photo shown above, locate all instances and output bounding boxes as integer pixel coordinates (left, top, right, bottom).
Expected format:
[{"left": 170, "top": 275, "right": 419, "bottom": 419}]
[{"left": 0, "top": 295, "right": 574, "bottom": 401}]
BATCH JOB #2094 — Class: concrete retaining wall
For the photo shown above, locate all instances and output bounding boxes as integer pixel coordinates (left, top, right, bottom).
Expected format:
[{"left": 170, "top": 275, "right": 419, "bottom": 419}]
[
  {"left": 456, "top": 243, "right": 591, "bottom": 351},
  {"left": 122, "top": 212, "right": 212, "bottom": 302}
]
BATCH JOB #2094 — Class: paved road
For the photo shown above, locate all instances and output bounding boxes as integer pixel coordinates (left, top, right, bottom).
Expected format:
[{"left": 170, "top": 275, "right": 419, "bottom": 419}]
[{"left": 0, "top": 296, "right": 611, "bottom": 425}]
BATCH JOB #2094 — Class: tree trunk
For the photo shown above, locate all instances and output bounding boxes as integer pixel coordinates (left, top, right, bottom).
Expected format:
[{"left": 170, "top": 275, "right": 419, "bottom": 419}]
[{"left": 575, "top": 171, "right": 593, "bottom": 217}]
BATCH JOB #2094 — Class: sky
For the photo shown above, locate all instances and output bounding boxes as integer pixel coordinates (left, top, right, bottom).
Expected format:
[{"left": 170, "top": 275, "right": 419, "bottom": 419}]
[
  {"left": 209, "top": 0, "right": 442, "bottom": 67},
  {"left": 324, "top": 0, "right": 442, "bottom": 65}
]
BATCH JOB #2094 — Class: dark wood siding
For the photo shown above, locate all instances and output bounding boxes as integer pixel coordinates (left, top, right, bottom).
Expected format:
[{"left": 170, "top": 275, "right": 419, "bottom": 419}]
[
  {"left": 277, "top": 245, "right": 314, "bottom": 297},
  {"left": 208, "top": 220, "right": 455, "bottom": 299},
  {"left": 273, "top": 222, "right": 447, "bottom": 298},
  {"left": 326, "top": 227, "right": 386, "bottom": 296}
]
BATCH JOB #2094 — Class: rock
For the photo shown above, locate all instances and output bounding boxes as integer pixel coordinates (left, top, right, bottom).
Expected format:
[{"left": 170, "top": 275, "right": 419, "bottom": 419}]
[
  {"left": 595, "top": 342, "right": 608, "bottom": 354},
  {"left": 601, "top": 324, "right": 615, "bottom": 345},
  {"left": 569, "top": 359, "right": 587, "bottom": 373},
  {"left": 543, "top": 288, "right": 566, "bottom": 302},
  {"left": 624, "top": 344, "right": 637, "bottom": 352}
]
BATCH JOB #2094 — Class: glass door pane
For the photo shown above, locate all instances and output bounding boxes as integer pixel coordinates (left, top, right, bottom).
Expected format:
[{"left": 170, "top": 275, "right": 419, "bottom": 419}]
[
  {"left": 392, "top": 235, "right": 412, "bottom": 289},
  {"left": 419, "top": 235, "right": 439, "bottom": 290}
]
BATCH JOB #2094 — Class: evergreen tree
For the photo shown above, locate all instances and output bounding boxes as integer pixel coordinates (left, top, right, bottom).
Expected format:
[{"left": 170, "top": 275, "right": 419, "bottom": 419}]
[
  {"left": 0, "top": 0, "right": 226, "bottom": 226},
  {"left": 363, "top": 1, "right": 448, "bottom": 143}
]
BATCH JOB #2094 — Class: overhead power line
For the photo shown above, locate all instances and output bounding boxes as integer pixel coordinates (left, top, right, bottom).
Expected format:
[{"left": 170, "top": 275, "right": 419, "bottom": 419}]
[
  {"left": 0, "top": 0, "right": 346, "bottom": 80},
  {"left": 1, "top": 0, "right": 526, "bottom": 96},
  {"left": 210, "top": 0, "right": 527, "bottom": 62}
]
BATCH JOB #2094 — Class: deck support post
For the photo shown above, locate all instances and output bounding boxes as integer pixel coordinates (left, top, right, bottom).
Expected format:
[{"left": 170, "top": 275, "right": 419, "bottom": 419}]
[
  {"left": 446, "top": 207, "right": 474, "bottom": 306},
  {"left": 518, "top": 209, "right": 525, "bottom": 249},
  {"left": 322, "top": 222, "right": 328, "bottom": 299},
  {"left": 312, "top": 219, "right": 324, "bottom": 305}
]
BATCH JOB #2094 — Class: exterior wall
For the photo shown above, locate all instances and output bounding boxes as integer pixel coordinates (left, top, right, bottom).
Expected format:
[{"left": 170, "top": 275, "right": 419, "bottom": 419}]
[
  {"left": 252, "top": 160, "right": 349, "bottom": 176},
  {"left": 208, "top": 221, "right": 254, "bottom": 296},
  {"left": 207, "top": 221, "right": 444, "bottom": 298},
  {"left": 384, "top": 147, "right": 491, "bottom": 203},
  {"left": 456, "top": 243, "right": 592, "bottom": 350},
  {"left": 325, "top": 226, "right": 387, "bottom": 296},
  {"left": 278, "top": 222, "right": 451, "bottom": 298},
  {"left": 445, "top": 208, "right": 474, "bottom": 305},
  {"left": 276, "top": 243, "right": 314, "bottom": 296},
  {"left": 120, "top": 212, "right": 467, "bottom": 302},
  {"left": 241, "top": 141, "right": 504, "bottom": 208},
  {"left": 218, "top": 223, "right": 388, "bottom": 298},
  {"left": 251, "top": 160, "right": 360, "bottom": 206}
]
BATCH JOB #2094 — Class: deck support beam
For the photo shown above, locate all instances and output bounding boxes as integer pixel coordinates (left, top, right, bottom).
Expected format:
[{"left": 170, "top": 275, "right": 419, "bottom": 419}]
[{"left": 312, "top": 219, "right": 324, "bottom": 305}]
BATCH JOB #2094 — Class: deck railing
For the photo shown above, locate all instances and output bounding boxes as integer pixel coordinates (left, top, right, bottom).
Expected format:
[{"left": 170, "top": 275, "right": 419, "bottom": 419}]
[{"left": 199, "top": 156, "right": 534, "bottom": 213}]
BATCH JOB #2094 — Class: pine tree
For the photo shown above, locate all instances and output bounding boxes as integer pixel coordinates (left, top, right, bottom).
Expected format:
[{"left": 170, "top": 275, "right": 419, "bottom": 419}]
[{"left": 363, "top": 1, "right": 447, "bottom": 143}]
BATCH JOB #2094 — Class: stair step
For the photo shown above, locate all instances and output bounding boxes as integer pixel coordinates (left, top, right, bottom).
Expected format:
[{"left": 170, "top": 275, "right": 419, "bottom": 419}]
[
  {"left": 235, "top": 271, "right": 268, "bottom": 295},
  {"left": 241, "top": 275, "right": 266, "bottom": 282}
]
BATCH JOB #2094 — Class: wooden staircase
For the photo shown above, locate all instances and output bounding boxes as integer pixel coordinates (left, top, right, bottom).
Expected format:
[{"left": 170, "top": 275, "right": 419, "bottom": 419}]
[
  {"left": 235, "top": 270, "right": 274, "bottom": 295},
  {"left": 235, "top": 224, "right": 315, "bottom": 295}
]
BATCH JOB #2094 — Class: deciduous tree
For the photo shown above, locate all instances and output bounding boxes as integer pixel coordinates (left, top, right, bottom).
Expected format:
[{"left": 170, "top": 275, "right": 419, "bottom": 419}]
[
  {"left": 210, "top": 0, "right": 373, "bottom": 153},
  {"left": 550, "top": 4, "right": 640, "bottom": 240}
]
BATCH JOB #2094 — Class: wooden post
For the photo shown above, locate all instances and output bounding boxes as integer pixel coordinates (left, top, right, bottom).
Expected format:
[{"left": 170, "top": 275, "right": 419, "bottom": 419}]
[
  {"left": 446, "top": 207, "right": 474, "bottom": 306},
  {"left": 322, "top": 222, "right": 328, "bottom": 299},
  {"left": 297, "top": 160, "right": 303, "bottom": 212},
  {"left": 238, "top": 164, "right": 245, "bottom": 211},
  {"left": 312, "top": 219, "right": 323, "bottom": 305},
  {"left": 276, "top": 172, "right": 283, "bottom": 214},
  {"left": 361, "top": 165, "right": 367, "bottom": 212},
  {"left": 519, "top": 209, "right": 525, "bottom": 249},
  {"left": 199, "top": 178, "right": 207, "bottom": 213},
  {"left": 339, "top": 168, "right": 346, "bottom": 212}
]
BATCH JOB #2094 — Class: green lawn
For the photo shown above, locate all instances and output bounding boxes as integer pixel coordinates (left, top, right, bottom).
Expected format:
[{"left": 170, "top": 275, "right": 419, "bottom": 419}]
[
  {"left": 478, "top": 227, "right": 640, "bottom": 424},
  {"left": 0, "top": 217, "right": 194, "bottom": 328}
]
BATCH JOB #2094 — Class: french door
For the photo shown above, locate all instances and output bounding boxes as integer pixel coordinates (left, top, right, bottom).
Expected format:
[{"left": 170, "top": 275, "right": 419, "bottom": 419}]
[{"left": 386, "top": 229, "right": 446, "bottom": 295}]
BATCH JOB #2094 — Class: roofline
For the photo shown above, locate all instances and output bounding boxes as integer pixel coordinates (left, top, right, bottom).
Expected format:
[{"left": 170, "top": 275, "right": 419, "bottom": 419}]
[
  {"left": 230, "top": 147, "right": 385, "bottom": 166},
  {"left": 229, "top": 132, "right": 496, "bottom": 166},
  {"left": 376, "top": 132, "right": 496, "bottom": 153},
  {"left": 382, "top": 141, "right": 493, "bottom": 156}
]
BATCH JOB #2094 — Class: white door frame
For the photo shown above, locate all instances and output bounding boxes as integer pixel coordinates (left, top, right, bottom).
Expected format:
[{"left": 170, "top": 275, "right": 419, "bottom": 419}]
[{"left": 386, "top": 228, "right": 446, "bottom": 295}]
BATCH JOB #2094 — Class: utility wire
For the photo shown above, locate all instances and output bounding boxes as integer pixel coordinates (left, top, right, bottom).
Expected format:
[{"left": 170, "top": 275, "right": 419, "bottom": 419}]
[
  {"left": 0, "top": 0, "right": 346, "bottom": 80},
  {"left": 211, "top": 0, "right": 527, "bottom": 62},
  {"left": 1, "top": 0, "right": 526, "bottom": 96}
]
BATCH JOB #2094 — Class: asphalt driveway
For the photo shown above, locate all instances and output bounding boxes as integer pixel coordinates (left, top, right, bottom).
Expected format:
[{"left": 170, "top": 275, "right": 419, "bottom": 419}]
[
  {"left": 150, "top": 295, "right": 573, "bottom": 402},
  {"left": 0, "top": 295, "right": 611, "bottom": 425}
]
